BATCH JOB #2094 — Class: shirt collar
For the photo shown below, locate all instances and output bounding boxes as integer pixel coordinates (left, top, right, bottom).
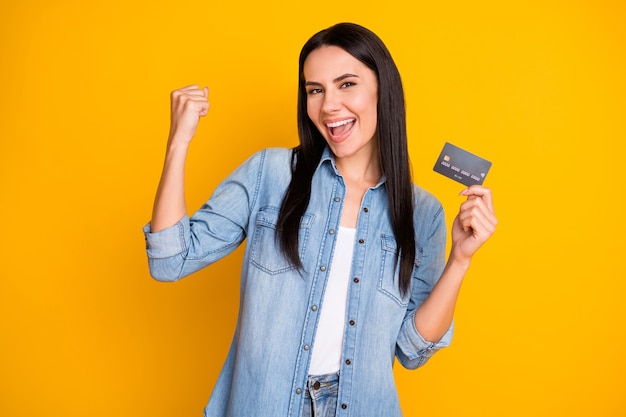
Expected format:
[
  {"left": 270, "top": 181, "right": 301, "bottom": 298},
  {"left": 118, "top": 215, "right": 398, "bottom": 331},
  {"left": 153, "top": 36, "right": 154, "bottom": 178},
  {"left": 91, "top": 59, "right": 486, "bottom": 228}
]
[
  {"left": 318, "top": 146, "right": 337, "bottom": 173},
  {"left": 316, "top": 145, "right": 387, "bottom": 188}
]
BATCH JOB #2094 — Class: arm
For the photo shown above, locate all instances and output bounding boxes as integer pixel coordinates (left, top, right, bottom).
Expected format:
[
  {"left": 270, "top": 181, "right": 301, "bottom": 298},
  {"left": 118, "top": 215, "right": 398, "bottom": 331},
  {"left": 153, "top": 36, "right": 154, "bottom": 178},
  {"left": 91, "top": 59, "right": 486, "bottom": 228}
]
[
  {"left": 151, "top": 85, "right": 209, "bottom": 232},
  {"left": 413, "top": 185, "right": 498, "bottom": 342}
]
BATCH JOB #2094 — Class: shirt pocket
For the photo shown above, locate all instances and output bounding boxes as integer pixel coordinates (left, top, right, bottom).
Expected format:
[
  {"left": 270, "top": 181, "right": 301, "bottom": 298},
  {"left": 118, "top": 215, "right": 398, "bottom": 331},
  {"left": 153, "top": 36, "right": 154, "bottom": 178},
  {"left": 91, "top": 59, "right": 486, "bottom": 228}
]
[
  {"left": 377, "top": 234, "right": 413, "bottom": 307},
  {"left": 250, "top": 207, "right": 314, "bottom": 275}
]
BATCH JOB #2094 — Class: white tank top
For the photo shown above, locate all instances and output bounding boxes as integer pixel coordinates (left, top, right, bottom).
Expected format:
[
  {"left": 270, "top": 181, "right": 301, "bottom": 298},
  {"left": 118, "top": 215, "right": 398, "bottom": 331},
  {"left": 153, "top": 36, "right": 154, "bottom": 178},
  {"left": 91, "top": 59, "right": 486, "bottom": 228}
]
[{"left": 308, "top": 226, "right": 356, "bottom": 375}]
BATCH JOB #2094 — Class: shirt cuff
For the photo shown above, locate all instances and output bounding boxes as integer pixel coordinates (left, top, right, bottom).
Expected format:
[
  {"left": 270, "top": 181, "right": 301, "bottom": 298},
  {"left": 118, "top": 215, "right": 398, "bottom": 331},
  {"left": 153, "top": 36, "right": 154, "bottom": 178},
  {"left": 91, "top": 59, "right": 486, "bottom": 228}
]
[
  {"left": 396, "top": 311, "right": 454, "bottom": 361},
  {"left": 143, "top": 215, "right": 190, "bottom": 259}
]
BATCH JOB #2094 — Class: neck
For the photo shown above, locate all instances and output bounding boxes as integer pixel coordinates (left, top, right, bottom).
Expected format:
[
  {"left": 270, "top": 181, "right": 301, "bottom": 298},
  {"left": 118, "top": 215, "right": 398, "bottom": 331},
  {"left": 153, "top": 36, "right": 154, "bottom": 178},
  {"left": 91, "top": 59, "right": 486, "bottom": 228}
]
[
  {"left": 334, "top": 144, "right": 381, "bottom": 229},
  {"left": 335, "top": 141, "right": 382, "bottom": 184},
  {"left": 334, "top": 148, "right": 382, "bottom": 187}
]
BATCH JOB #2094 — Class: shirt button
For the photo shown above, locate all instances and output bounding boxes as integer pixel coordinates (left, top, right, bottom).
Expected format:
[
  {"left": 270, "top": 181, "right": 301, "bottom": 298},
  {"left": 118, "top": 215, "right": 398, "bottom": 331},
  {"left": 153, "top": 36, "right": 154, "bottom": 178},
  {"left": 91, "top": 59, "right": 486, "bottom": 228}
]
[
  {"left": 334, "top": 197, "right": 341, "bottom": 202},
  {"left": 312, "top": 305, "right": 318, "bottom": 312},
  {"left": 349, "top": 320, "right": 355, "bottom": 326},
  {"left": 345, "top": 359, "right": 351, "bottom": 365},
  {"left": 358, "top": 239, "right": 365, "bottom": 244},
  {"left": 320, "top": 266, "right": 327, "bottom": 272},
  {"left": 304, "top": 345, "right": 310, "bottom": 351},
  {"left": 329, "top": 229, "right": 335, "bottom": 235},
  {"left": 363, "top": 207, "right": 369, "bottom": 212},
  {"left": 296, "top": 388, "right": 302, "bottom": 394},
  {"left": 341, "top": 404, "right": 347, "bottom": 409},
  {"left": 353, "top": 278, "right": 359, "bottom": 283}
]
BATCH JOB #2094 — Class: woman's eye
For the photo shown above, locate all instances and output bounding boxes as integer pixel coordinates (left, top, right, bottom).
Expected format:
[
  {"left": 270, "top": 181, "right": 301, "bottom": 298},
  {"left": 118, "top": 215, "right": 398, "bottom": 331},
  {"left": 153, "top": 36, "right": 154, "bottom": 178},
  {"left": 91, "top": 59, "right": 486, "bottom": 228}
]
[
  {"left": 307, "top": 88, "right": 323, "bottom": 95},
  {"left": 341, "top": 81, "right": 355, "bottom": 88}
]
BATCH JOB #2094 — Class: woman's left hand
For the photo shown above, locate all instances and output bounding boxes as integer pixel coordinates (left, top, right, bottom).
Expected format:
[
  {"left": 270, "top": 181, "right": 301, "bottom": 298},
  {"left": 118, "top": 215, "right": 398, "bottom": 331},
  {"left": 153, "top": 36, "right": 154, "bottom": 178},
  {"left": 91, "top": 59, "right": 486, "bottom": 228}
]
[{"left": 450, "top": 185, "right": 498, "bottom": 265}]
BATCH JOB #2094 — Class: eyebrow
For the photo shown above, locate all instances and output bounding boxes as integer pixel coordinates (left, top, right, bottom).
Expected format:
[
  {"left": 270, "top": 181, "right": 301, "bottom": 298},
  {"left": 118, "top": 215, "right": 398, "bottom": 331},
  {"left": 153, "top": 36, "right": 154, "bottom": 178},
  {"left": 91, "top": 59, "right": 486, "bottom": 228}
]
[{"left": 305, "top": 73, "right": 360, "bottom": 87}]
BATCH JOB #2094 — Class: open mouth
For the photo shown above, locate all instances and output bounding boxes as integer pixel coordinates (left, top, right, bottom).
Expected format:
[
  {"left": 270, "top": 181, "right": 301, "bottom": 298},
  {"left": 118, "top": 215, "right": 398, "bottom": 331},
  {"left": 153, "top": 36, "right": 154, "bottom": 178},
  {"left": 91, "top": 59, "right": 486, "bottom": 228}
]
[{"left": 326, "top": 118, "right": 355, "bottom": 139}]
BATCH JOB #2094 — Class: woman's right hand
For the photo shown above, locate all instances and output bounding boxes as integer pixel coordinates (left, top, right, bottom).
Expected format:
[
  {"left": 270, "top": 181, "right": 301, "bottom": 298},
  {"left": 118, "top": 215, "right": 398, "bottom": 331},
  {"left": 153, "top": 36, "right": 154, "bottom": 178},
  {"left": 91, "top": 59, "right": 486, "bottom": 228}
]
[{"left": 168, "top": 85, "right": 210, "bottom": 145}]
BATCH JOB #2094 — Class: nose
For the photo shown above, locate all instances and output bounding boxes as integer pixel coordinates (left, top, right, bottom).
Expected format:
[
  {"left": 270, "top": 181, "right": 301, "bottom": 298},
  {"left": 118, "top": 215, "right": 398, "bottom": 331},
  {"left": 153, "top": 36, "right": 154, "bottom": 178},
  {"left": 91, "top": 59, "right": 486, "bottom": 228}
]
[{"left": 321, "top": 90, "right": 341, "bottom": 113}]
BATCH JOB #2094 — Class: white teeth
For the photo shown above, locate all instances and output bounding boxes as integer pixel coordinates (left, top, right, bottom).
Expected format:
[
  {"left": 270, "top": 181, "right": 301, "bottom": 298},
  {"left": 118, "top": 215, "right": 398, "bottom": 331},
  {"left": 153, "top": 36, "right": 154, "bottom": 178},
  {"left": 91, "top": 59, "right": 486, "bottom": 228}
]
[{"left": 326, "top": 119, "right": 355, "bottom": 128}]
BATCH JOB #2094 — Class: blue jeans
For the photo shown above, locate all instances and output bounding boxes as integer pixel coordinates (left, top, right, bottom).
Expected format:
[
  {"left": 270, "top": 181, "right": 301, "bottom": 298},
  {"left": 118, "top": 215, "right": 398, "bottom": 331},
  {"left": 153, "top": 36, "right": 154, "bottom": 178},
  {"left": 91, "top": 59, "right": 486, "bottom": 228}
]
[{"left": 302, "top": 373, "right": 340, "bottom": 417}]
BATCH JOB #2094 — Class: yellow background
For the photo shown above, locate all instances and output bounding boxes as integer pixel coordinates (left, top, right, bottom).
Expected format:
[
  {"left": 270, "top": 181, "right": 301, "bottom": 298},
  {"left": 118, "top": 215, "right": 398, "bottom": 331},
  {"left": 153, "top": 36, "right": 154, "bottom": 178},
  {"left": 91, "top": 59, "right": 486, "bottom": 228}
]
[{"left": 1, "top": 0, "right": 624, "bottom": 416}]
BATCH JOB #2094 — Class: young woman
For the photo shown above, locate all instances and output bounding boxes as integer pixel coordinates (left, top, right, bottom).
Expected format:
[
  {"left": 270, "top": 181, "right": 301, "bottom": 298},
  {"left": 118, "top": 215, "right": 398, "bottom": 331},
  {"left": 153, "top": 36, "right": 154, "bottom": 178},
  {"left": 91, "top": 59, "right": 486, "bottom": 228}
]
[{"left": 144, "top": 22, "right": 497, "bottom": 417}]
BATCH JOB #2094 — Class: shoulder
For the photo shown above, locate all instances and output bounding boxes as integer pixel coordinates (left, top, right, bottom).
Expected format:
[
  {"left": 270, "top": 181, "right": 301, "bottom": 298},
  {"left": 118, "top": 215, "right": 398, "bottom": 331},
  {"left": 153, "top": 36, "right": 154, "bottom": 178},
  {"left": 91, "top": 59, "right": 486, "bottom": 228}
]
[
  {"left": 235, "top": 147, "right": 294, "bottom": 196},
  {"left": 411, "top": 184, "right": 445, "bottom": 234},
  {"left": 412, "top": 184, "right": 443, "bottom": 216},
  {"left": 233, "top": 147, "right": 294, "bottom": 175},
  {"left": 244, "top": 147, "right": 293, "bottom": 169}
]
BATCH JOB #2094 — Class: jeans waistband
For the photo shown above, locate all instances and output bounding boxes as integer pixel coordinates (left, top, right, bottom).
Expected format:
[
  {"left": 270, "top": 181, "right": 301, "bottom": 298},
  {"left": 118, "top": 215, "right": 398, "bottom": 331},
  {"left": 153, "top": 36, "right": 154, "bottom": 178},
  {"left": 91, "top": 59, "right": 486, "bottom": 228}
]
[{"left": 305, "top": 372, "right": 339, "bottom": 398}]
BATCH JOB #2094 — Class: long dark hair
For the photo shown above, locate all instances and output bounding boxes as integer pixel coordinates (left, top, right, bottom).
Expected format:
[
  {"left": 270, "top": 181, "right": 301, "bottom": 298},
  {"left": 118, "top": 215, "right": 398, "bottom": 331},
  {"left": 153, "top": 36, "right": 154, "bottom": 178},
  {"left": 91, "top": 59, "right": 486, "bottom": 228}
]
[{"left": 277, "top": 22, "right": 416, "bottom": 296}]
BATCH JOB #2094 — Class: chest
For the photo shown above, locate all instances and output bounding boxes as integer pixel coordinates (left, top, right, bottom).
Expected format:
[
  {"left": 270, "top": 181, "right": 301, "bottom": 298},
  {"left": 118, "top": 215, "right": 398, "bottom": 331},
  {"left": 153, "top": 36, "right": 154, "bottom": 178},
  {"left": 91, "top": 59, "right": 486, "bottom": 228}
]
[{"left": 340, "top": 180, "right": 378, "bottom": 228}]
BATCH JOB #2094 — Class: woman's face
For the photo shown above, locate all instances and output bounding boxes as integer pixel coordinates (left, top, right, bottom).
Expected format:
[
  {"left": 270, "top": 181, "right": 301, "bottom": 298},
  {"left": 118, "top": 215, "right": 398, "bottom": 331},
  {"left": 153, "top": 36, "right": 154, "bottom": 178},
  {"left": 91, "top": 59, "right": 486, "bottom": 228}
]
[{"left": 303, "top": 45, "right": 379, "bottom": 162}]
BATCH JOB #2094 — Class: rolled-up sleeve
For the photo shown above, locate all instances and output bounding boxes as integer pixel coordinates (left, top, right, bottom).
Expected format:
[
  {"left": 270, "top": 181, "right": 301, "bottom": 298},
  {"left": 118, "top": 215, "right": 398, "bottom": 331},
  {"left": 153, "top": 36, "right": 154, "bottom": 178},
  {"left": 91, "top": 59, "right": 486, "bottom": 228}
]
[
  {"left": 395, "top": 196, "right": 452, "bottom": 369},
  {"left": 143, "top": 215, "right": 191, "bottom": 281},
  {"left": 396, "top": 311, "right": 453, "bottom": 369},
  {"left": 144, "top": 215, "right": 191, "bottom": 259}
]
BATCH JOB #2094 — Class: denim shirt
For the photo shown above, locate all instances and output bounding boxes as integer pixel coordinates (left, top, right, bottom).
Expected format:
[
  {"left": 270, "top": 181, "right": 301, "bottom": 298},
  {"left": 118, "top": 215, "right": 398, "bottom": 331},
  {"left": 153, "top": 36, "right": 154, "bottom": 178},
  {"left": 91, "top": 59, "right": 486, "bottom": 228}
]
[{"left": 143, "top": 147, "right": 453, "bottom": 417}]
